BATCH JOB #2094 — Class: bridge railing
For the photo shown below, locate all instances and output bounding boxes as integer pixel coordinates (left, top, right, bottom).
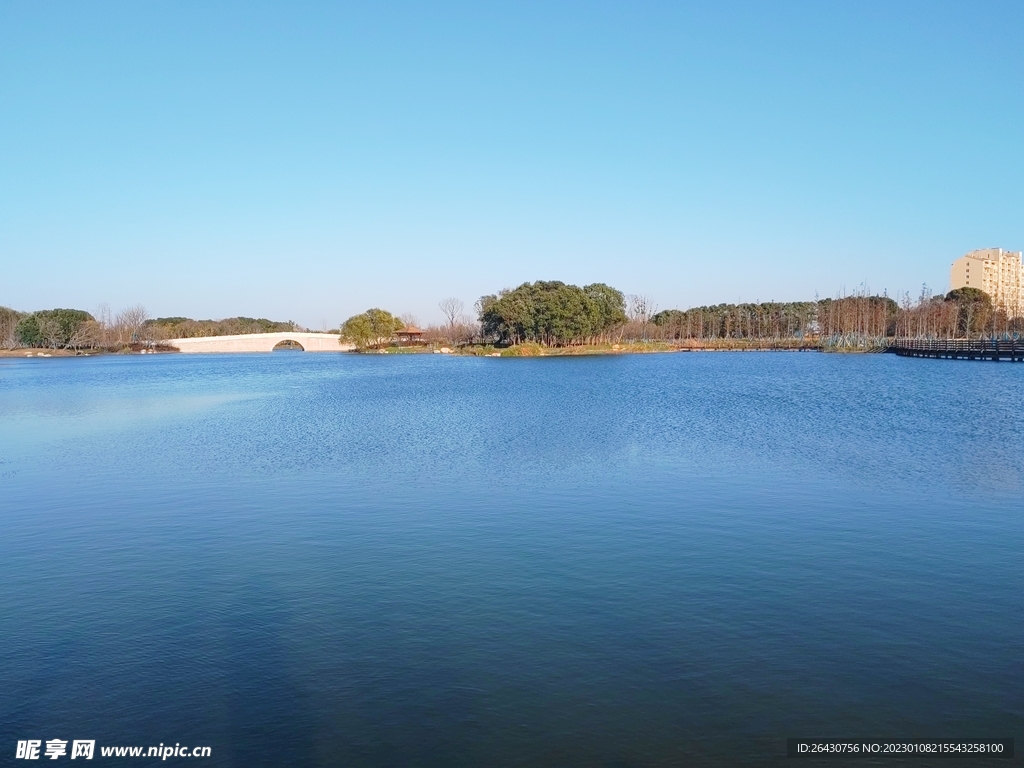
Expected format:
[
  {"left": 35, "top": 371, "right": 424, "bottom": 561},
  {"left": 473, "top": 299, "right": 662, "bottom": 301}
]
[{"left": 889, "top": 338, "right": 1024, "bottom": 355}]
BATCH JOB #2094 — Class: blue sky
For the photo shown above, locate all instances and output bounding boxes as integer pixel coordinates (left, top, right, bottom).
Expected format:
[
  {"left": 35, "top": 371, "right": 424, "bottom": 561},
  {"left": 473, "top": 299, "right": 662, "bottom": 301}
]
[{"left": 2, "top": 1, "right": 1022, "bottom": 327}]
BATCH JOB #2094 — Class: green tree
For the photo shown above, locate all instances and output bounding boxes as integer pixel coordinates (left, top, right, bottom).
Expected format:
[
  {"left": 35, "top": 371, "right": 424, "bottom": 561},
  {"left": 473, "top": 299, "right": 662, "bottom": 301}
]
[
  {"left": 945, "top": 287, "right": 992, "bottom": 336},
  {"left": 340, "top": 308, "right": 404, "bottom": 349},
  {"left": 651, "top": 302, "right": 822, "bottom": 340},
  {"left": 478, "top": 281, "right": 627, "bottom": 346},
  {"left": 15, "top": 309, "right": 94, "bottom": 348},
  {"left": 945, "top": 287, "right": 990, "bottom": 305}
]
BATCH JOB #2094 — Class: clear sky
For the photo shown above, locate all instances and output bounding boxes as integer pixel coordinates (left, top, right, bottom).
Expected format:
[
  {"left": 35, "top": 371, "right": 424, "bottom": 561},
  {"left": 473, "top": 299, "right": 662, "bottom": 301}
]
[{"left": 2, "top": 1, "right": 1022, "bottom": 327}]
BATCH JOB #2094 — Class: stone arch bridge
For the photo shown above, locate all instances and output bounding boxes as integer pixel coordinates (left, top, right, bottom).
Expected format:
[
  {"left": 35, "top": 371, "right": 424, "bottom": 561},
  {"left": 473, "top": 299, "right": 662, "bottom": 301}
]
[{"left": 167, "top": 332, "right": 354, "bottom": 353}]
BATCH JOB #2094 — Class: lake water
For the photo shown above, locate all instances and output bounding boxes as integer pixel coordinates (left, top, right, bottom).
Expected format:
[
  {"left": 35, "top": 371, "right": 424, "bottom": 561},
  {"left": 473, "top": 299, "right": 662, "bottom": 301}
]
[{"left": 1, "top": 352, "right": 1021, "bottom": 766}]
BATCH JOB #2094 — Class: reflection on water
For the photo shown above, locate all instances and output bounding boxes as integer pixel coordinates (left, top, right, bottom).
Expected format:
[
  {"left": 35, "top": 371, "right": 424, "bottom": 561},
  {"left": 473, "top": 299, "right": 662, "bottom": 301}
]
[{"left": 1, "top": 352, "right": 1021, "bottom": 766}]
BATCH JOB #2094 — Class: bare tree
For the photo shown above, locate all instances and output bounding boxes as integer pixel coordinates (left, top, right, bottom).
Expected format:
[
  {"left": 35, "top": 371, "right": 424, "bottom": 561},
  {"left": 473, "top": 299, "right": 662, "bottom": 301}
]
[
  {"left": 628, "top": 295, "right": 656, "bottom": 323},
  {"left": 455, "top": 314, "right": 479, "bottom": 343},
  {"left": 0, "top": 308, "right": 21, "bottom": 349},
  {"left": 626, "top": 295, "right": 657, "bottom": 341},
  {"left": 95, "top": 303, "right": 114, "bottom": 347},
  {"left": 115, "top": 305, "right": 149, "bottom": 346},
  {"left": 438, "top": 298, "right": 464, "bottom": 335},
  {"left": 69, "top": 320, "right": 103, "bottom": 351},
  {"left": 400, "top": 312, "right": 419, "bottom": 329},
  {"left": 39, "top": 318, "right": 63, "bottom": 349}
]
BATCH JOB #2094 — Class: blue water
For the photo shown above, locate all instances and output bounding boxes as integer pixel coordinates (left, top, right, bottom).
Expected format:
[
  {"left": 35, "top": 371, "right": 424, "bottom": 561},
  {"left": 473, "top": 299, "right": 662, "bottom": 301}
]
[{"left": 1, "top": 352, "right": 1021, "bottom": 766}]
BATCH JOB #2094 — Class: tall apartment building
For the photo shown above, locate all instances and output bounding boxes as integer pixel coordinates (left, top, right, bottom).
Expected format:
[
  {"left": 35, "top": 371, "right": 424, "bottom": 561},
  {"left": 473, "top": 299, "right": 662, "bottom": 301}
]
[{"left": 949, "top": 248, "right": 1024, "bottom": 318}]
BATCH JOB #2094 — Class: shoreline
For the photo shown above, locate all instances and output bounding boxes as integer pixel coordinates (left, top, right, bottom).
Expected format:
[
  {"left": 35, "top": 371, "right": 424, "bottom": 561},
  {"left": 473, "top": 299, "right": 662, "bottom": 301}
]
[
  {"left": 0, "top": 346, "right": 177, "bottom": 358},
  {"left": 388, "top": 340, "right": 829, "bottom": 357},
  {"left": 0, "top": 340, "right": 906, "bottom": 359}
]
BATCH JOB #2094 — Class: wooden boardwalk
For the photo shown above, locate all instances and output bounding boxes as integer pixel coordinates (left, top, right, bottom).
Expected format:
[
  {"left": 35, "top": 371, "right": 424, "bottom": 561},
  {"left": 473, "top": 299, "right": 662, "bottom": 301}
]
[{"left": 889, "top": 339, "right": 1024, "bottom": 362}]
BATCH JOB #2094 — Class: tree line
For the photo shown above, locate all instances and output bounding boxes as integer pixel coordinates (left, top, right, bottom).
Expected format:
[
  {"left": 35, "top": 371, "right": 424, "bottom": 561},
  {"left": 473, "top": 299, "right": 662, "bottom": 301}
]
[
  {"left": 0, "top": 305, "right": 302, "bottom": 351},
  {"left": 647, "top": 296, "right": 901, "bottom": 342},
  {"left": 144, "top": 316, "right": 299, "bottom": 339},
  {"left": 895, "top": 287, "right": 1017, "bottom": 339},
  {"left": 647, "top": 289, "right": 1018, "bottom": 345},
  {"left": 5, "top": 283, "right": 1019, "bottom": 353},
  {"left": 342, "top": 283, "right": 1020, "bottom": 350},
  {"left": 0, "top": 305, "right": 150, "bottom": 350}
]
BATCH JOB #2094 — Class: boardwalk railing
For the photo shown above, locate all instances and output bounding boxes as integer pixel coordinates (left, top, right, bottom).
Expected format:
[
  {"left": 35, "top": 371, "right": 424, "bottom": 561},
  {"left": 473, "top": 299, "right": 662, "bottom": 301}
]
[
  {"left": 821, "top": 334, "right": 890, "bottom": 352},
  {"left": 888, "top": 338, "right": 1024, "bottom": 362}
]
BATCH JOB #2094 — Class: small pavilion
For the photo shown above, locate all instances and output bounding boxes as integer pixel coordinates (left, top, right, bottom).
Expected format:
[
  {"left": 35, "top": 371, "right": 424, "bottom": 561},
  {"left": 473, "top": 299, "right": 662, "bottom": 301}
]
[{"left": 396, "top": 325, "right": 425, "bottom": 345}]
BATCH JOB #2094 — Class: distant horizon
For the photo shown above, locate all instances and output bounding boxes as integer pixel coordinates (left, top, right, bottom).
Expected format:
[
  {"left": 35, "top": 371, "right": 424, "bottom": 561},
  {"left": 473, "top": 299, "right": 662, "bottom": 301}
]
[{"left": 2, "top": 2, "right": 1021, "bottom": 327}]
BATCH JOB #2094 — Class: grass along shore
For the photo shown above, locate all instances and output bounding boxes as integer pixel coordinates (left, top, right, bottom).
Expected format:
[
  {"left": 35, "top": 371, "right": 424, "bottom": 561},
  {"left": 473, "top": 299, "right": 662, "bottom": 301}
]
[{"left": 374, "top": 338, "right": 822, "bottom": 357}]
